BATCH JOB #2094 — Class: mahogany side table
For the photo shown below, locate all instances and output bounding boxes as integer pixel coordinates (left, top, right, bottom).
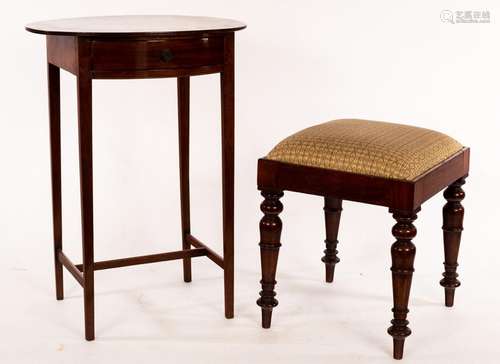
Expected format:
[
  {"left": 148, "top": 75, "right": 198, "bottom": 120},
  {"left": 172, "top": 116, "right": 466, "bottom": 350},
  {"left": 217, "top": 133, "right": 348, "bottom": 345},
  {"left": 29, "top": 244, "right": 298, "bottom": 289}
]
[{"left": 26, "top": 15, "right": 245, "bottom": 340}]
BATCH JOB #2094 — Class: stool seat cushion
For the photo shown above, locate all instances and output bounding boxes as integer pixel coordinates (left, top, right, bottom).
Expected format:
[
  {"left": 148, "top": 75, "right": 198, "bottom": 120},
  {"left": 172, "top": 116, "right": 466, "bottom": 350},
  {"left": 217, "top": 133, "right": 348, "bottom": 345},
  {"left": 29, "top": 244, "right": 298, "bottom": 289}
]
[{"left": 266, "top": 119, "right": 463, "bottom": 181}]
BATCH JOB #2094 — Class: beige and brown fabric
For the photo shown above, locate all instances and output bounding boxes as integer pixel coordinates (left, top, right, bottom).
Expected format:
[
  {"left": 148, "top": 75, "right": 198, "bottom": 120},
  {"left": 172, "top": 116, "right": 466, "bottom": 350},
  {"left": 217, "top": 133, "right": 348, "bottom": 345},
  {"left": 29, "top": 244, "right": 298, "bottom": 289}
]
[{"left": 266, "top": 119, "right": 463, "bottom": 181}]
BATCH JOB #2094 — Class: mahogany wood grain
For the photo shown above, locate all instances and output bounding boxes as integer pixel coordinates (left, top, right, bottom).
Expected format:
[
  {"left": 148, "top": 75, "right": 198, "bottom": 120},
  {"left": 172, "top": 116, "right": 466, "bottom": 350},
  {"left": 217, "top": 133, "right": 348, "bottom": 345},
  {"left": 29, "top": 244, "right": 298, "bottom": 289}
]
[
  {"left": 29, "top": 16, "right": 243, "bottom": 341},
  {"left": 256, "top": 191, "right": 284, "bottom": 328},
  {"left": 57, "top": 251, "right": 84, "bottom": 287},
  {"left": 440, "top": 178, "right": 466, "bottom": 307},
  {"left": 47, "top": 63, "right": 63, "bottom": 300},
  {"left": 256, "top": 133, "right": 469, "bottom": 359},
  {"left": 91, "top": 37, "right": 224, "bottom": 72},
  {"left": 26, "top": 15, "right": 246, "bottom": 37},
  {"left": 388, "top": 209, "right": 418, "bottom": 360},
  {"left": 323, "top": 197, "right": 342, "bottom": 283},
  {"left": 91, "top": 65, "right": 223, "bottom": 80},
  {"left": 412, "top": 149, "right": 469, "bottom": 208},
  {"left": 258, "top": 148, "right": 469, "bottom": 211},
  {"left": 46, "top": 34, "right": 228, "bottom": 80},
  {"left": 187, "top": 235, "right": 224, "bottom": 268},
  {"left": 178, "top": 76, "right": 192, "bottom": 283},
  {"left": 89, "top": 248, "right": 206, "bottom": 271},
  {"left": 258, "top": 159, "right": 415, "bottom": 209},
  {"left": 221, "top": 33, "right": 235, "bottom": 319},
  {"left": 47, "top": 35, "right": 77, "bottom": 75},
  {"left": 76, "top": 38, "right": 95, "bottom": 341}
]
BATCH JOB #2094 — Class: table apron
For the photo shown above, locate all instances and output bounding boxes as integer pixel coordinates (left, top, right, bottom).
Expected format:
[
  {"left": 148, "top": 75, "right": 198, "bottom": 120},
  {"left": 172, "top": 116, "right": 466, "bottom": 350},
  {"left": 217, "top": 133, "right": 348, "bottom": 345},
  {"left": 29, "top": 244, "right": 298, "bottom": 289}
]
[{"left": 46, "top": 34, "right": 227, "bottom": 78}]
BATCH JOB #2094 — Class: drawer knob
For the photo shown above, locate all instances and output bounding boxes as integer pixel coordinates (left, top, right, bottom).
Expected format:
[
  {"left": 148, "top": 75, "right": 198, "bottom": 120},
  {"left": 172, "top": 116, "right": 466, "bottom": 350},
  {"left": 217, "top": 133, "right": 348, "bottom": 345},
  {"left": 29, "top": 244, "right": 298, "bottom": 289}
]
[{"left": 160, "top": 49, "right": 174, "bottom": 63}]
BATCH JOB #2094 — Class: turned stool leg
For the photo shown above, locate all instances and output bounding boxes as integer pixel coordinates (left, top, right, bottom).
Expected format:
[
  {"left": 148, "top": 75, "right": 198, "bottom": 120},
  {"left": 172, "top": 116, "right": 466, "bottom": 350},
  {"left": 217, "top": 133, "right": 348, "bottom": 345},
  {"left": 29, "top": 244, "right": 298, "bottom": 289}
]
[
  {"left": 388, "top": 209, "right": 418, "bottom": 360},
  {"left": 322, "top": 197, "right": 342, "bottom": 283},
  {"left": 440, "top": 177, "right": 466, "bottom": 307},
  {"left": 257, "top": 191, "right": 284, "bottom": 328}
]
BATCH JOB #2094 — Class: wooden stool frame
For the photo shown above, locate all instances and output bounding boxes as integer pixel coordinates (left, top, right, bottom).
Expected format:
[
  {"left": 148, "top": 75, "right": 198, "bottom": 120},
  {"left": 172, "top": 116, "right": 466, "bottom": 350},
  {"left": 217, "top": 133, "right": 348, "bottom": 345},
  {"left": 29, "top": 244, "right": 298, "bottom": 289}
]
[{"left": 256, "top": 147, "right": 469, "bottom": 359}]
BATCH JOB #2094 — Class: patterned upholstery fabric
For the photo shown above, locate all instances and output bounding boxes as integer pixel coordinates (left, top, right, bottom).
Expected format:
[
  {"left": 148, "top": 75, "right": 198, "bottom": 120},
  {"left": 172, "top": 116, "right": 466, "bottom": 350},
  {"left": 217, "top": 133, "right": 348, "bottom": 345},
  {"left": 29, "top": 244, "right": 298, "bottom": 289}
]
[{"left": 266, "top": 119, "right": 463, "bottom": 181}]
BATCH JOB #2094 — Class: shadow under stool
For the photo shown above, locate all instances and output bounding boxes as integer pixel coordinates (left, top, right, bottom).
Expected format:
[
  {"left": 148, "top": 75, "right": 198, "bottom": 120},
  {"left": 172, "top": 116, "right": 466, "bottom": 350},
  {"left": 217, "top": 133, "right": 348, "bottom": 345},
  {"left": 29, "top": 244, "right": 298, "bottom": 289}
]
[{"left": 256, "top": 119, "right": 469, "bottom": 360}]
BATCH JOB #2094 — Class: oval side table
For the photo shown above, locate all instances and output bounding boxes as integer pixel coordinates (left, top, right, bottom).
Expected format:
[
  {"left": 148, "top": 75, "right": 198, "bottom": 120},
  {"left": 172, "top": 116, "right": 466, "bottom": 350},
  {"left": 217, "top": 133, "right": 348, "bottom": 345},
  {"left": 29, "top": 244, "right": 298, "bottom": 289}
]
[{"left": 26, "top": 15, "right": 246, "bottom": 340}]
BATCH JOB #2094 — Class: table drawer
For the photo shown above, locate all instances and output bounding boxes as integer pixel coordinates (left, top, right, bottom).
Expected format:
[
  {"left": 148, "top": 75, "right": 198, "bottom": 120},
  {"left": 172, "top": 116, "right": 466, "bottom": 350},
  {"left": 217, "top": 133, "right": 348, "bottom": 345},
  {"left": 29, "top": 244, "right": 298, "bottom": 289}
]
[{"left": 91, "top": 36, "right": 224, "bottom": 71}]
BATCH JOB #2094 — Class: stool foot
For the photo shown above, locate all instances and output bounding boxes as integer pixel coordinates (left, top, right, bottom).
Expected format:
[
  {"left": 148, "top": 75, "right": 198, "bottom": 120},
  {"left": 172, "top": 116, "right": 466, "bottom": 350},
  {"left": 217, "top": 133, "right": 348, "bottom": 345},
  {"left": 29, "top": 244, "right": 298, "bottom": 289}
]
[
  {"left": 261, "top": 307, "right": 273, "bottom": 328},
  {"left": 325, "top": 264, "right": 336, "bottom": 283},
  {"left": 393, "top": 338, "right": 405, "bottom": 360},
  {"left": 444, "top": 288, "right": 455, "bottom": 307},
  {"left": 257, "top": 191, "right": 283, "bottom": 329},
  {"left": 323, "top": 197, "right": 342, "bottom": 283},
  {"left": 440, "top": 177, "right": 465, "bottom": 307}
]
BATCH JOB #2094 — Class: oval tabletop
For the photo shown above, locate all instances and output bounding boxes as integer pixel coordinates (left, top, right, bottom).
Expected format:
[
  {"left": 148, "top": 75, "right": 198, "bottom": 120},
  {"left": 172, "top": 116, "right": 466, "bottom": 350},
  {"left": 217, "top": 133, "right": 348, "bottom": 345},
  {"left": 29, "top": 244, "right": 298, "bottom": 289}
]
[{"left": 25, "top": 15, "right": 246, "bottom": 37}]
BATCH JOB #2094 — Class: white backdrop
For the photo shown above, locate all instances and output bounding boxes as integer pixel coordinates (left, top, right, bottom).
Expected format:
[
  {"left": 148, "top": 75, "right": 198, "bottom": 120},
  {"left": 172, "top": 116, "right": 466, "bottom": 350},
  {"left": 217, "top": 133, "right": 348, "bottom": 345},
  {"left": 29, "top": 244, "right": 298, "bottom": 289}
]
[{"left": 1, "top": 1, "right": 499, "bottom": 363}]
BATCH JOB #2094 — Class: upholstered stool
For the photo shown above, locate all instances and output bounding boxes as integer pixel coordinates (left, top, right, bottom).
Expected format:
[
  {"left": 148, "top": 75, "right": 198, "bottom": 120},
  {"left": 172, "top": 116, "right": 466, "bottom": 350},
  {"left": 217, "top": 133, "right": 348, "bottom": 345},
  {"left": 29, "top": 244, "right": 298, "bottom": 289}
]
[{"left": 256, "top": 119, "right": 469, "bottom": 359}]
